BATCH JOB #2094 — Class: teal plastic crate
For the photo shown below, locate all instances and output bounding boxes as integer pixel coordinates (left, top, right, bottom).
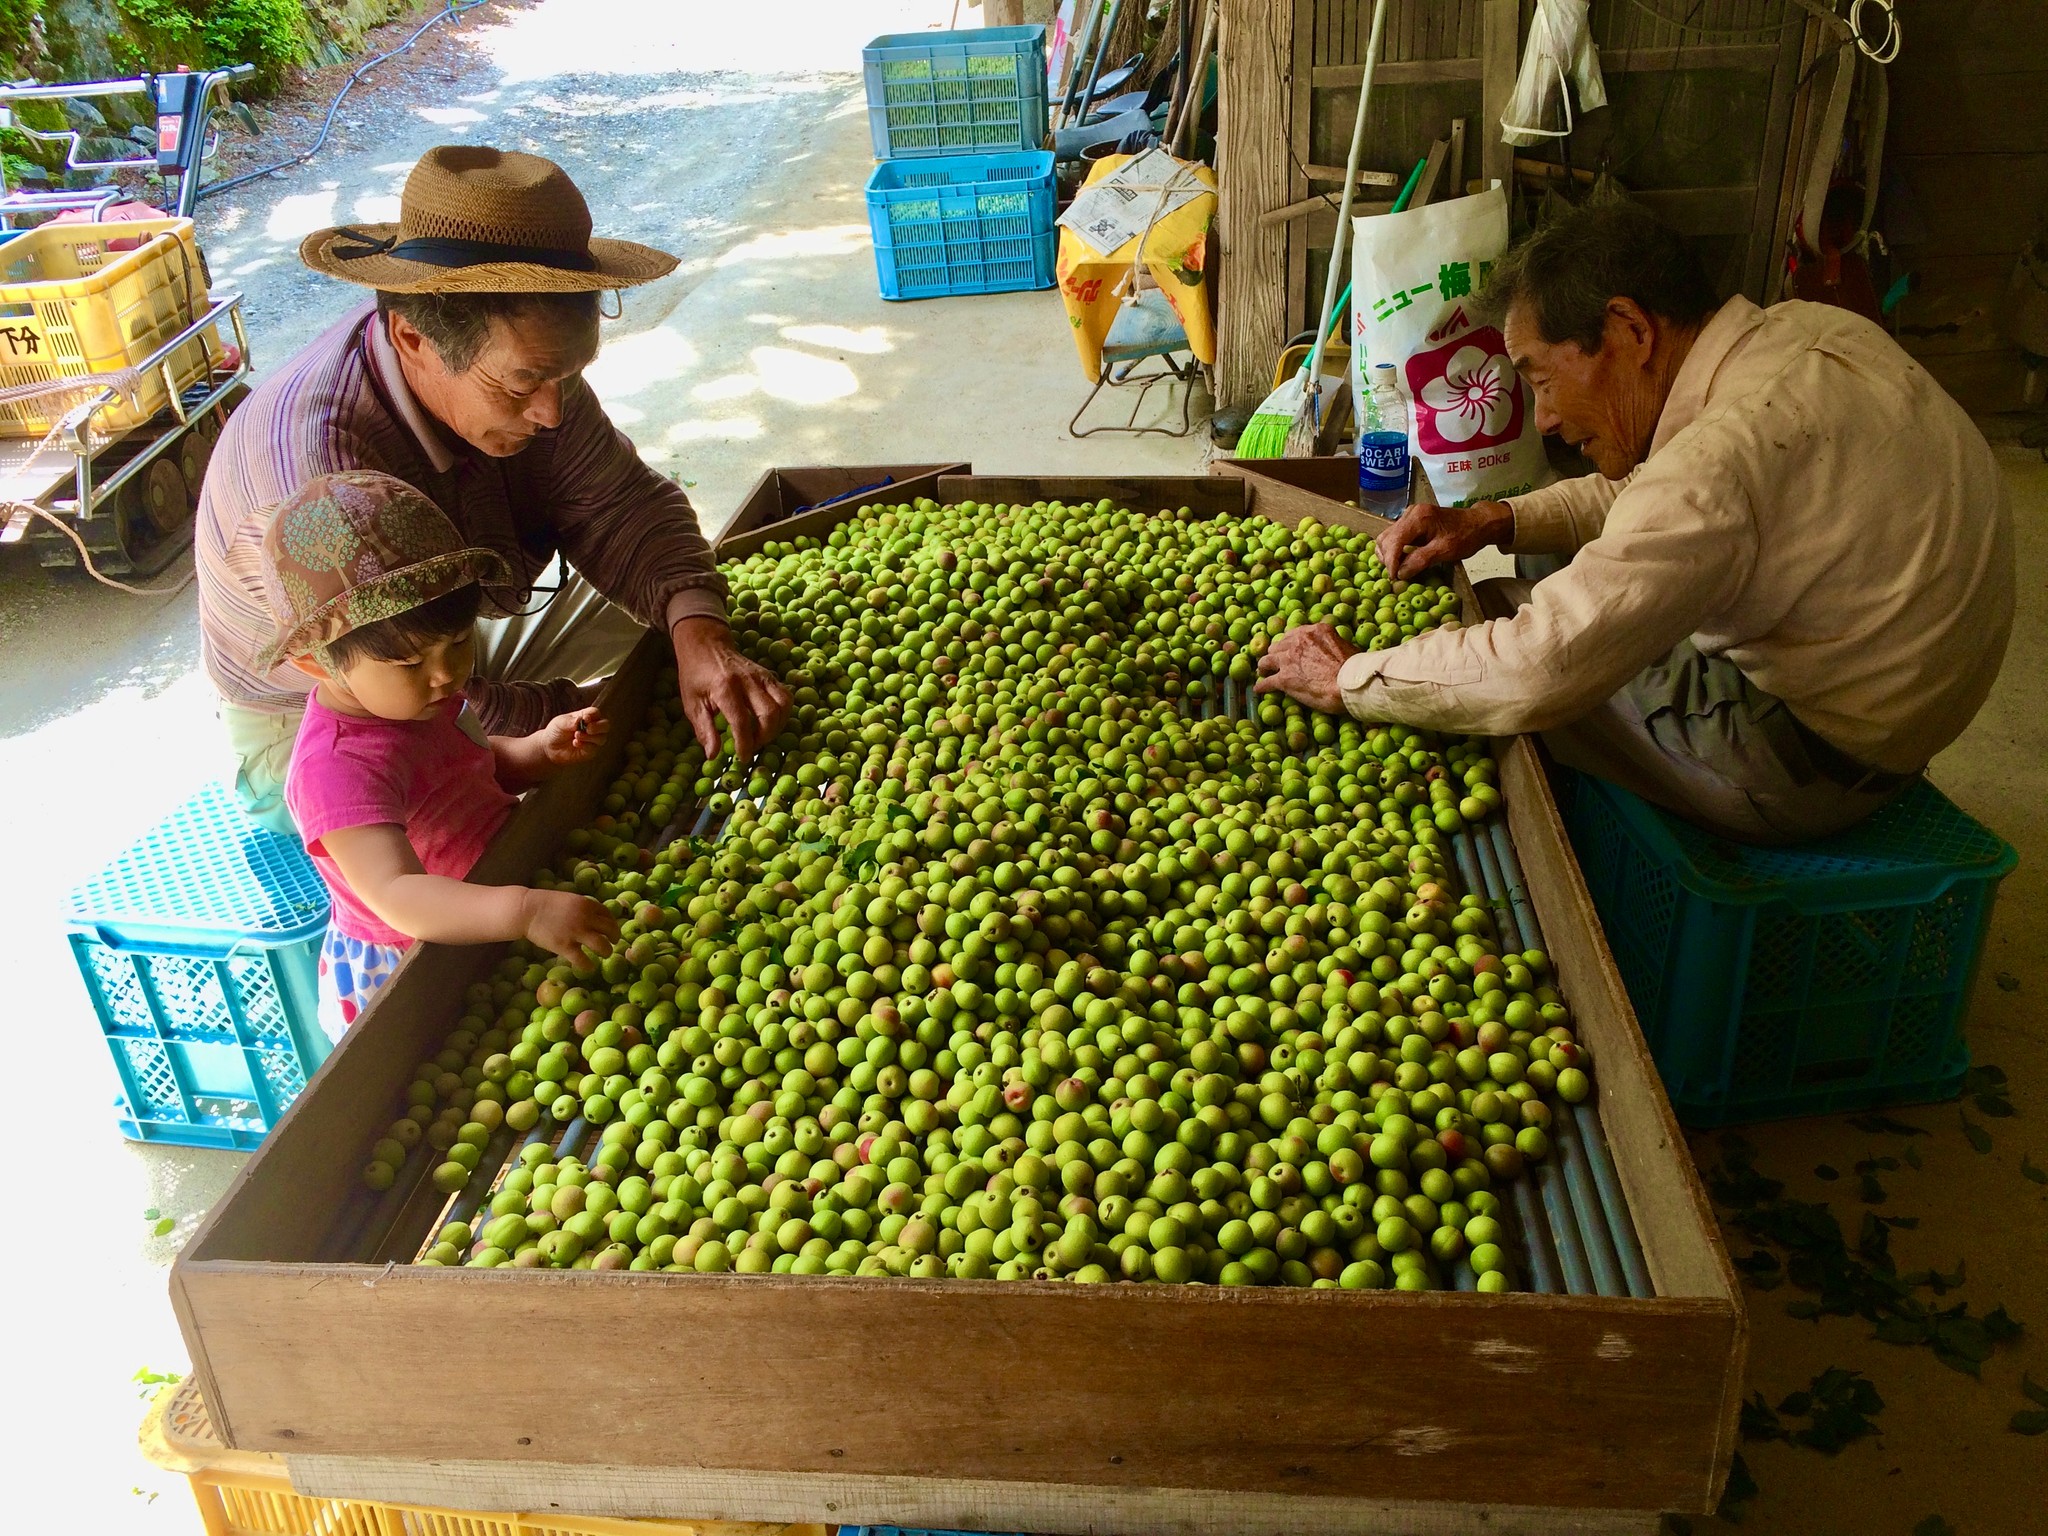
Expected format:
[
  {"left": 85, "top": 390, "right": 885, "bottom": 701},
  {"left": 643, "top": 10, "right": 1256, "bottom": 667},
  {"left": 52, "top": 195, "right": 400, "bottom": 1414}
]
[
  {"left": 1564, "top": 772, "right": 2014, "bottom": 1127},
  {"left": 863, "top": 25, "right": 1048, "bottom": 159},
  {"left": 67, "top": 780, "right": 332, "bottom": 1151},
  {"left": 865, "top": 150, "right": 1057, "bottom": 300}
]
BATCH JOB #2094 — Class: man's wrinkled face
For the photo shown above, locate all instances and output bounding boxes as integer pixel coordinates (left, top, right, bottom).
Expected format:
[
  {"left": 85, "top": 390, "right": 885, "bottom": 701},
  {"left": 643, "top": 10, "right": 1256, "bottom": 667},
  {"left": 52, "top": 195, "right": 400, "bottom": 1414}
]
[
  {"left": 1504, "top": 298, "right": 1666, "bottom": 480},
  {"left": 395, "top": 308, "right": 599, "bottom": 458}
]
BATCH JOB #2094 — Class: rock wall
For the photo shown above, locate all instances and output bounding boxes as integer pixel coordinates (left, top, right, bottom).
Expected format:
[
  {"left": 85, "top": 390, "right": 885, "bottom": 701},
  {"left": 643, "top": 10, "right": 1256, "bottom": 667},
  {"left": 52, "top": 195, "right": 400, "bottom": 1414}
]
[{"left": 15, "top": 0, "right": 417, "bottom": 88}]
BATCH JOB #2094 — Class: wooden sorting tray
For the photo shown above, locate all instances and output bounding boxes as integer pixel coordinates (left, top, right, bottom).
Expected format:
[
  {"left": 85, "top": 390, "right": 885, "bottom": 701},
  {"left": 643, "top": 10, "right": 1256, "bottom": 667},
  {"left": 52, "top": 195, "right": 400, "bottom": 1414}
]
[
  {"left": 171, "top": 473, "right": 1744, "bottom": 1536},
  {"left": 716, "top": 462, "right": 969, "bottom": 552}
]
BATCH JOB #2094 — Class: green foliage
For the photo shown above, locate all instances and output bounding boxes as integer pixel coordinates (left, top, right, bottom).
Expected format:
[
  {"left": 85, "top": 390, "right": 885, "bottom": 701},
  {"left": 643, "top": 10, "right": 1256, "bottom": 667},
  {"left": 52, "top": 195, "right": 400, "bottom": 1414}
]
[
  {"left": 202, "top": 0, "right": 312, "bottom": 81},
  {"left": 113, "top": 0, "right": 312, "bottom": 86},
  {"left": 0, "top": 0, "right": 39, "bottom": 62},
  {"left": 115, "top": 0, "right": 200, "bottom": 45}
]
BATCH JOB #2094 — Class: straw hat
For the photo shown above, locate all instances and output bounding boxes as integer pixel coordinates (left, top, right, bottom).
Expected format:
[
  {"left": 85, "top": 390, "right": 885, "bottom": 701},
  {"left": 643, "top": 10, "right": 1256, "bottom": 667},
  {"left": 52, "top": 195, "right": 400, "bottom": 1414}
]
[
  {"left": 299, "top": 145, "right": 677, "bottom": 293},
  {"left": 254, "top": 471, "right": 513, "bottom": 671}
]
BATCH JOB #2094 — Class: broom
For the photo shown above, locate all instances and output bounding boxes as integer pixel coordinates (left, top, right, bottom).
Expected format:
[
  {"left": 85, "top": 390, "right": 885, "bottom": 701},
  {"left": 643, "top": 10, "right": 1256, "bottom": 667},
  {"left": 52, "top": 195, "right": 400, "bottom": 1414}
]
[{"left": 1235, "top": 0, "right": 1390, "bottom": 459}]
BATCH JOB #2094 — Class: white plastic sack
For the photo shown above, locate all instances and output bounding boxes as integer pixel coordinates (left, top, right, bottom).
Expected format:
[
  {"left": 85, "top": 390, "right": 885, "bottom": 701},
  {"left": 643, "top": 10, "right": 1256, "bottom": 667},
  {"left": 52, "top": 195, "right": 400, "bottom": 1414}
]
[
  {"left": 1501, "top": 0, "right": 1607, "bottom": 148},
  {"left": 1351, "top": 184, "right": 1552, "bottom": 507}
]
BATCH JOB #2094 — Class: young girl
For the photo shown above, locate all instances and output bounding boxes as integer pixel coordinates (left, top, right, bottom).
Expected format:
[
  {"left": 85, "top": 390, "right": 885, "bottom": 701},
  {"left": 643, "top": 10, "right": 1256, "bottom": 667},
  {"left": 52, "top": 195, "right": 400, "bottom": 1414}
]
[{"left": 254, "top": 470, "right": 619, "bottom": 1040}]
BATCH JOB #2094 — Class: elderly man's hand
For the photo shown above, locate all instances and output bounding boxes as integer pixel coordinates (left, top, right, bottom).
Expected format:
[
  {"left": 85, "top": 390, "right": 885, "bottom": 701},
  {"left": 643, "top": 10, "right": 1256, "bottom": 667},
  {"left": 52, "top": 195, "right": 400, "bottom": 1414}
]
[
  {"left": 671, "top": 616, "right": 791, "bottom": 763},
  {"left": 1254, "top": 622, "right": 1359, "bottom": 716},
  {"left": 1375, "top": 499, "right": 1515, "bottom": 581}
]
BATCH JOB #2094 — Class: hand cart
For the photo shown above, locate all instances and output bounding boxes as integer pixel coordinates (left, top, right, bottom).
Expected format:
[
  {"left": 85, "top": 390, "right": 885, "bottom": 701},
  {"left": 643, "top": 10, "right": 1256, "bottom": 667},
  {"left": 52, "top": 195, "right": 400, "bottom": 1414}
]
[{"left": 0, "top": 64, "right": 254, "bottom": 578}]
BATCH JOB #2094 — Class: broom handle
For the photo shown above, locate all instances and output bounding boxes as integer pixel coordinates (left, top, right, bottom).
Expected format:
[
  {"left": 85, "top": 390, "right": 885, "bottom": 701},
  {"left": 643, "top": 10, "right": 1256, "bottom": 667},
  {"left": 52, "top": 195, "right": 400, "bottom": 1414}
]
[{"left": 1303, "top": 0, "right": 1388, "bottom": 391}]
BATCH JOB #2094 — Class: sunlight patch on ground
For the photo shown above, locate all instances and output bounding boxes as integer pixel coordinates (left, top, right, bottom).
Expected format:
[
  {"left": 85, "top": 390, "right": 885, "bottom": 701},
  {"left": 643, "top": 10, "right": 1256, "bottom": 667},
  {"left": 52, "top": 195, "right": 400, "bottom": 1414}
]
[
  {"left": 714, "top": 225, "right": 871, "bottom": 268},
  {"left": 754, "top": 346, "right": 860, "bottom": 403},
  {"left": 692, "top": 347, "right": 862, "bottom": 407},
  {"left": 665, "top": 415, "right": 763, "bottom": 443},
  {"left": 351, "top": 192, "right": 402, "bottom": 222},
  {"left": 417, "top": 106, "right": 488, "bottom": 126},
  {"left": 264, "top": 189, "right": 338, "bottom": 242},
  {"left": 583, "top": 326, "right": 702, "bottom": 398},
  {"left": 782, "top": 322, "right": 893, "bottom": 354},
  {"left": 693, "top": 370, "right": 758, "bottom": 404}
]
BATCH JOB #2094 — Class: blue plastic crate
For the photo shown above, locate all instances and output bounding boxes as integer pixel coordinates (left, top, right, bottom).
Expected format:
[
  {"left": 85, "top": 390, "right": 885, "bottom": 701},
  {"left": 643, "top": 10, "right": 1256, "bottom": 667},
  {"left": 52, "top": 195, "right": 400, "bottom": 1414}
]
[
  {"left": 865, "top": 150, "right": 1057, "bottom": 301},
  {"left": 1563, "top": 772, "right": 2015, "bottom": 1127},
  {"left": 67, "top": 780, "right": 332, "bottom": 1150},
  {"left": 863, "top": 26, "right": 1048, "bottom": 159}
]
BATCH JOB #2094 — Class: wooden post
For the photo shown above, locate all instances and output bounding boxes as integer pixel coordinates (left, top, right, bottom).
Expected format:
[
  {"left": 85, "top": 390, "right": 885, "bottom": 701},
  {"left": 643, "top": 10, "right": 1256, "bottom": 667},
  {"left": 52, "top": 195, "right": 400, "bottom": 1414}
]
[
  {"left": 1215, "top": 0, "right": 1293, "bottom": 413},
  {"left": 1480, "top": 0, "right": 1517, "bottom": 188}
]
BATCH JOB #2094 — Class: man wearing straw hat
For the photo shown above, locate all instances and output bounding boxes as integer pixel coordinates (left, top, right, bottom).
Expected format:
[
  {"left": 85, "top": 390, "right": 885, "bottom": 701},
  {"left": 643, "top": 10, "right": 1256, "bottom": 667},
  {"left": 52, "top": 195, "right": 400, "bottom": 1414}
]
[{"left": 196, "top": 145, "right": 788, "bottom": 833}]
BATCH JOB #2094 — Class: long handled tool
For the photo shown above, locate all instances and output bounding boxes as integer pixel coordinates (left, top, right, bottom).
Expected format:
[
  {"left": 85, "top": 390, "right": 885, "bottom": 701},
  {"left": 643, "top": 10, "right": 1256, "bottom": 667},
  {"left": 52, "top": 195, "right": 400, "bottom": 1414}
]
[
  {"left": 1235, "top": 0, "right": 1389, "bottom": 458},
  {"left": 1168, "top": 0, "right": 1217, "bottom": 156},
  {"left": 1069, "top": 0, "right": 1125, "bottom": 130},
  {"left": 1057, "top": 0, "right": 1105, "bottom": 129}
]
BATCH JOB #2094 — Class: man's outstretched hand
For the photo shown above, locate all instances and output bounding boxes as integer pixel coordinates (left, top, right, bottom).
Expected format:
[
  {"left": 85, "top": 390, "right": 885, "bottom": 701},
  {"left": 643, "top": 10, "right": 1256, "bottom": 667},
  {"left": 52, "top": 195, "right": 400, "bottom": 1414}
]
[
  {"left": 1374, "top": 499, "right": 1514, "bottom": 581},
  {"left": 671, "top": 616, "right": 791, "bottom": 764},
  {"left": 1254, "top": 622, "right": 1360, "bottom": 716}
]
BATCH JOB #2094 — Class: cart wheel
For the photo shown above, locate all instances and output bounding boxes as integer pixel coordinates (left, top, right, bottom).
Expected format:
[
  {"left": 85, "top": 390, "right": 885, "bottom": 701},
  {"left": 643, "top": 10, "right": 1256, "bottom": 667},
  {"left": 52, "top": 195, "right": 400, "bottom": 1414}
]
[
  {"left": 113, "top": 458, "right": 194, "bottom": 578},
  {"left": 178, "top": 422, "right": 213, "bottom": 499}
]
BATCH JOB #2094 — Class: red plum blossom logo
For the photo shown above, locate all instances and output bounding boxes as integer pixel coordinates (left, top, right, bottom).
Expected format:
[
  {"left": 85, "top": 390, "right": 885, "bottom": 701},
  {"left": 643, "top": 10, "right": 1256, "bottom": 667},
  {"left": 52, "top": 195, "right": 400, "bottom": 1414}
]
[{"left": 1405, "top": 330, "right": 1526, "bottom": 454}]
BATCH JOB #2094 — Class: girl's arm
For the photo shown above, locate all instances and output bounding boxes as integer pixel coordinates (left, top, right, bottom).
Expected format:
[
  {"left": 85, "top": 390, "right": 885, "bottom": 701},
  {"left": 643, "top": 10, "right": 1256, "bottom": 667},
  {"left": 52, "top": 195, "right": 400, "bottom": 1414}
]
[
  {"left": 492, "top": 706, "right": 610, "bottom": 792},
  {"left": 320, "top": 823, "right": 618, "bottom": 962}
]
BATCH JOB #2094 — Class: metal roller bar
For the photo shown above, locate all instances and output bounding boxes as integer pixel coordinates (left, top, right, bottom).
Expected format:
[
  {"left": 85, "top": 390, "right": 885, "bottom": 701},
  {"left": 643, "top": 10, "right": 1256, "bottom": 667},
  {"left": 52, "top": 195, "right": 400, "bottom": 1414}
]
[
  {"left": 439, "top": 1126, "right": 520, "bottom": 1233},
  {"left": 339, "top": 1130, "right": 452, "bottom": 1264},
  {"left": 1507, "top": 1174, "right": 1564, "bottom": 1294},
  {"left": 1450, "top": 831, "right": 1488, "bottom": 916},
  {"left": 1552, "top": 1104, "right": 1630, "bottom": 1298},
  {"left": 1533, "top": 1155, "right": 1596, "bottom": 1294},
  {"left": 1486, "top": 820, "right": 1544, "bottom": 959},
  {"left": 1573, "top": 1102, "right": 1655, "bottom": 1298},
  {"left": 1470, "top": 827, "right": 1526, "bottom": 954}
]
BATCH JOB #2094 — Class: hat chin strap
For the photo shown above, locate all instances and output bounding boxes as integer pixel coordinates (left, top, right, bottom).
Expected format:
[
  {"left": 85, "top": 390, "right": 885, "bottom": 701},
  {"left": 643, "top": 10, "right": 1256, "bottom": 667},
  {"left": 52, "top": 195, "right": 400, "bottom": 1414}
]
[{"left": 332, "top": 227, "right": 597, "bottom": 272}]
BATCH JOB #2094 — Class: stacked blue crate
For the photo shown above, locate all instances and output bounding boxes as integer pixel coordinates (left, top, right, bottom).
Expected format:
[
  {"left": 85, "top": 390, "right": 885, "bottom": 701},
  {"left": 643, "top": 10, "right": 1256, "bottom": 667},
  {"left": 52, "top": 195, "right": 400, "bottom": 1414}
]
[
  {"left": 862, "top": 27, "right": 1057, "bottom": 300},
  {"left": 68, "top": 781, "right": 332, "bottom": 1149}
]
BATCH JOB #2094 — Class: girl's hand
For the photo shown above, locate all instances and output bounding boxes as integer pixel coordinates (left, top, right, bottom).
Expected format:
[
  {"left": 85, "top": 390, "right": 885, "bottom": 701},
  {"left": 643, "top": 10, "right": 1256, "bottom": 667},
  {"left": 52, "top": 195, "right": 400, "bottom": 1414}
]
[
  {"left": 538, "top": 707, "right": 609, "bottom": 768},
  {"left": 521, "top": 889, "right": 619, "bottom": 963}
]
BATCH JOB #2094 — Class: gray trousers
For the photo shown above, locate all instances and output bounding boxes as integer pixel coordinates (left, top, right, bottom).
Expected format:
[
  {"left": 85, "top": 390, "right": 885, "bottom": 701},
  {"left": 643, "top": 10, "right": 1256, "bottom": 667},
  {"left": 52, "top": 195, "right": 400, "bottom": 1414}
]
[{"left": 1484, "top": 569, "right": 1908, "bottom": 845}]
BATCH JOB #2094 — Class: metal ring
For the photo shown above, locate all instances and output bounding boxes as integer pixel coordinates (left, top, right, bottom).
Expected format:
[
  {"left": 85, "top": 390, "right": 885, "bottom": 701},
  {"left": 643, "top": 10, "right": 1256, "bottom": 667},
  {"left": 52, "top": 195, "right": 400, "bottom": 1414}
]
[{"left": 1849, "top": 0, "right": 1901, "bottom": 63}]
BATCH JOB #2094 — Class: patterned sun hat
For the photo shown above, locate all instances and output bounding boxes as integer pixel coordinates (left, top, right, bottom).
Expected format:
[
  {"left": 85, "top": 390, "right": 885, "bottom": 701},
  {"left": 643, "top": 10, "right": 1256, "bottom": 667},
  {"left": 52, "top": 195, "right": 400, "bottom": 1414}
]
[{"left": 254, "top": 470, "right": 511, "bottom": 672}]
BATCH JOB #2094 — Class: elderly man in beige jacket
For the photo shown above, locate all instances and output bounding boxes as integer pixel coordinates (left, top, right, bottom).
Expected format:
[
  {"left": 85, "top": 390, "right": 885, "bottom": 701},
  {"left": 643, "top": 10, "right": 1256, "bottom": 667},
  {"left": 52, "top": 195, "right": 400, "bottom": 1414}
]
[{"left": 1256, "top": 202, "right": 2014, "bottom": 844}]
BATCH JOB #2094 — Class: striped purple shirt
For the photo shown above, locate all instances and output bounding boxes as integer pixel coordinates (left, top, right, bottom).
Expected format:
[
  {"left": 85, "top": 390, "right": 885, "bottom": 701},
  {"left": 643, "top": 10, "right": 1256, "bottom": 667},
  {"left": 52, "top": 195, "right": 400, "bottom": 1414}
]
[{"left": 196, "top": 304, "right": 727, "bottom": 735}]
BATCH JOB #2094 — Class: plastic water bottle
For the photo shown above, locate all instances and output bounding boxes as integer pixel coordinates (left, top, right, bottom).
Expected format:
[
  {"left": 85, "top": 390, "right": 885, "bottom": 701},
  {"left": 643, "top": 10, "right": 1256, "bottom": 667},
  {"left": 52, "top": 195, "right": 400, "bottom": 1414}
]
[{"left": 1357, "top": 362, "right": 1411, "bottom": 519}]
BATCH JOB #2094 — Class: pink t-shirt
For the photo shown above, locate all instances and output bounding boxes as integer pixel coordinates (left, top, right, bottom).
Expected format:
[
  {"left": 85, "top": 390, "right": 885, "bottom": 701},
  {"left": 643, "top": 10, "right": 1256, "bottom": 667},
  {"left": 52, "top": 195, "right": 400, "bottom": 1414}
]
[{"left": 286, "top": 694, "right": 518, "bottom": 947}]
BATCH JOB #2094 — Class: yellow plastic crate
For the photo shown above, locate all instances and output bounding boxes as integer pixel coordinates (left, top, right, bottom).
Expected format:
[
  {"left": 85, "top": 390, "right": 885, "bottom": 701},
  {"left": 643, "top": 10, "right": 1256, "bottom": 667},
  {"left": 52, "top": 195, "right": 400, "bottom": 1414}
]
[
  {"left": 0, "top": 217, "right": 224, "bottom": 437},
  {"left": 140, "top": 1379, "right": 833, "bottom": 1536}
]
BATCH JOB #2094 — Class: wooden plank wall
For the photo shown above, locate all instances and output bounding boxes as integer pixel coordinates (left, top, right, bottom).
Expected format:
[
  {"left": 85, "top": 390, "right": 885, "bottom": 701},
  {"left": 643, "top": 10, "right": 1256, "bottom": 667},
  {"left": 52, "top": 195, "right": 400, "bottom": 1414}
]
[
  {"left": 1882, "top": 0, "right": 2048, "bottom": 414},
  {"left": 1216, "top": 0, "right": 1296, "bottom": 413},
  {"left": 1214, "top": 0, "right": 1818, "bottom": 399}
]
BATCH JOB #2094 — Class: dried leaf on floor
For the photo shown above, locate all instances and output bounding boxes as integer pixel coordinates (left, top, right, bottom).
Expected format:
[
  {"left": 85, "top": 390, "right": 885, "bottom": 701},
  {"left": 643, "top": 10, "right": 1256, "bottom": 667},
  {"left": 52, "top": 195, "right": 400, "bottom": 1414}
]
[
  {"left": 1960, "top": 1109, "right": 1993, "bottom": 1154},
  {"left": 1717, "top": 1451, "right": 1759, "bottom": 1523},
  {"left": 1848, "top": 1112, "right": 1929, "bottom": 1135}
]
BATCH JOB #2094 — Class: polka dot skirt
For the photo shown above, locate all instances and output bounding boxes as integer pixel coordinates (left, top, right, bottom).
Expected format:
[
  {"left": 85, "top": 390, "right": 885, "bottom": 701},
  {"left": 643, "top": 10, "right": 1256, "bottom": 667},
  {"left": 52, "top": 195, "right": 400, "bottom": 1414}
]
[{"left": 316, "top": 927, "right": 406, "bottom": 1043}]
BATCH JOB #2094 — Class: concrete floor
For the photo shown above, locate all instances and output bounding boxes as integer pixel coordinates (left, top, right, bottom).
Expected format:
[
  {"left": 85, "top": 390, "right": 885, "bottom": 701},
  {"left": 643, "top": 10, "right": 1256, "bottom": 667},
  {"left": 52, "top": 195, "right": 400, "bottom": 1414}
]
[{"left": 1, "top": 3, "right": 2041, "bottom": 1533}]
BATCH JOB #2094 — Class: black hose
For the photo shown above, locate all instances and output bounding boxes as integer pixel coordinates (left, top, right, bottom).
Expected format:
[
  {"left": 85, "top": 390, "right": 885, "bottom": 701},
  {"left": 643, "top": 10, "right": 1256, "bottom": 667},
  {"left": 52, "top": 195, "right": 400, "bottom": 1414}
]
[{"left": 199, "top": 0, "right": 490, "bottom": 201}]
